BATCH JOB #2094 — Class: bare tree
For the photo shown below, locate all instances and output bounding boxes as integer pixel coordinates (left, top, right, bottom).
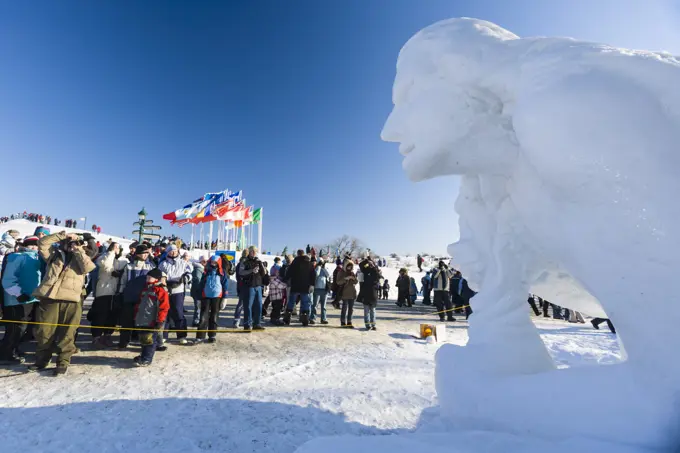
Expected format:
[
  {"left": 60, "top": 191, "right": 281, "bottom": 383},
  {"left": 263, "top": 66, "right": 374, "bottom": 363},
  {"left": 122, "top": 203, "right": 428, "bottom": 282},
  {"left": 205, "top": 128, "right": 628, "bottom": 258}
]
[{"left": 321, "top": 235, "right": 370, "bottom": 258}]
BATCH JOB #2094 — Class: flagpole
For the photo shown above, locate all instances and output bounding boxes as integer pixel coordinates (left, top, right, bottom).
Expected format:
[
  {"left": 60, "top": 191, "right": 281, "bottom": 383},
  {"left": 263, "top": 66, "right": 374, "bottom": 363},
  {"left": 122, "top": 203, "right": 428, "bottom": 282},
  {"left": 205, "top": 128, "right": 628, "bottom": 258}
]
[
  {"left": 190, "top": 224, "right": 195, "bottom": 251},
  {"left": 199, "top": 223, "right": 204, "bottom": 250},
  {"left": 217, "top": 220, "right": 222, "bottom": 248},
  {"left": 258, "top": 207, "right": 263, "bottom": 253},
  {"left": 209, "top": 221, "right": 214, "bottom": 252}
]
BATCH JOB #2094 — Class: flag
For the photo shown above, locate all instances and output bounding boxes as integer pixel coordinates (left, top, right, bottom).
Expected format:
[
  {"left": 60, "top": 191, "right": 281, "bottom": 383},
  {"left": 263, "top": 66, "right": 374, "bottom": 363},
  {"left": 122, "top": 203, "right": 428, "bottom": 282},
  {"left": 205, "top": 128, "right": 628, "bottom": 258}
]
[
  {"left": 252, "top": 208, "right": 262, "bottom": 223},
  {"left": 229, "top": 190, "right": 242, "bottom": 202},
  {"left": 163, "top": 190, "right": 229, "bottom": 224}
]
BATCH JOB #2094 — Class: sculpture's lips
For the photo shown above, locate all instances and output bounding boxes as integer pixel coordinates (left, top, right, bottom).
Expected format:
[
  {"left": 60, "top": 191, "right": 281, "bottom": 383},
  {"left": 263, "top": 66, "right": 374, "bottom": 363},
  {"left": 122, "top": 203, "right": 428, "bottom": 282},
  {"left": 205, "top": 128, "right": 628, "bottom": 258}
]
[{"left": 399, "top": 144, "right": 415, "bottom": 156}]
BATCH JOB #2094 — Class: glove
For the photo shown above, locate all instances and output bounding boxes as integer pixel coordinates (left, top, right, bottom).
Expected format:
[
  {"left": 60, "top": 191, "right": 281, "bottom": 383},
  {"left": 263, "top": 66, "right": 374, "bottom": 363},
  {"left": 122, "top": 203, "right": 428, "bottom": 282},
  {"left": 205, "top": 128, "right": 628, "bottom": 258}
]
[
  {"left": 111, "top": 270, "right": 122, "bottom": 278},
  {"left": 220, "top": 299, "right": 228, "bottom": 310},
  {"left": 308, "top": 285, "right": 314, "bottom": 294},
  {"left": 16, "top": 294, "right": 31, "bottom": 303}
]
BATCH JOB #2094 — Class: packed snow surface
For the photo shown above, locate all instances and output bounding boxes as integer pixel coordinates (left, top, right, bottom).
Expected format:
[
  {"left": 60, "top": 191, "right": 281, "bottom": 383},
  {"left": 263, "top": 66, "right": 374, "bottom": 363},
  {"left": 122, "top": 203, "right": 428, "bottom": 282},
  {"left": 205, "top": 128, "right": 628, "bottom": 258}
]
[
  {"left": 378, "top": 16, "right": 680, "bottom": 452},
  {"left": 0, "top": 295, "right": 618, "bottom": 453}
]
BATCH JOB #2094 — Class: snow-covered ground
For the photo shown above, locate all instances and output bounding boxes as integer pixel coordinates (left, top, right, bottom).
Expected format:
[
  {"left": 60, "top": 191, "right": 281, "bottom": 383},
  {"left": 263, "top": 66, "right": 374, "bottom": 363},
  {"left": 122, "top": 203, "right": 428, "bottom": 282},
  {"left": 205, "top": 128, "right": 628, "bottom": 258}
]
[{"left": 0, "top": 293, "right": 619, "bottom": 453}]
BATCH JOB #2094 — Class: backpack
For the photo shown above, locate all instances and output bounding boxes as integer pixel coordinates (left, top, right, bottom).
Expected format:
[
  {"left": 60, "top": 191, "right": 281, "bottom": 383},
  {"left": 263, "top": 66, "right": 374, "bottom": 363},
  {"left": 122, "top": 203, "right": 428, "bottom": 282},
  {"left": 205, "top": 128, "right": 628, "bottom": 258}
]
[
  {"left": 203, "top": 270, "right": 223, "bottom": 298},
  {"left": 262, "top": 273, "right": 271, "bottom": 286}
]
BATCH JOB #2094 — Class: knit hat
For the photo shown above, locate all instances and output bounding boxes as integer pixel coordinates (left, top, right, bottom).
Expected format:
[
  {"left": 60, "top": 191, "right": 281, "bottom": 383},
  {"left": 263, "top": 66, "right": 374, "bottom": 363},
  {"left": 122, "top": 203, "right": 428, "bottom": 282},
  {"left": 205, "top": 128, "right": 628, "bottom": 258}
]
[
  {"left": 135, "top": 244, "right": 150, "bottom": 255},
  {"left": 129, "top": 241, "right": 139, "bottom": 250},
  {"left": 146, "top": 268, "right": 163, "bottom": 280},
  {"left": 22, "top": 236, "right": 39, "bottom": 247},
  {"left": 166, "top": 244, "right": 178, "bottom": 253},
  {"left": 34, "top": 226, "right": 50, "bottom": 236}
]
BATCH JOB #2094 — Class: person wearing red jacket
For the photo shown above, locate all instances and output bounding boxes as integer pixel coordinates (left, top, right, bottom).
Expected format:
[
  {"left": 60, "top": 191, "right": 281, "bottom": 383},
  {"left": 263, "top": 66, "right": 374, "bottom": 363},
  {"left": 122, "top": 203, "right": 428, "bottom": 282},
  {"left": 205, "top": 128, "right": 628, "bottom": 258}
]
[{"left": 133, "top": 268, "right": 170, "bottom": 367}]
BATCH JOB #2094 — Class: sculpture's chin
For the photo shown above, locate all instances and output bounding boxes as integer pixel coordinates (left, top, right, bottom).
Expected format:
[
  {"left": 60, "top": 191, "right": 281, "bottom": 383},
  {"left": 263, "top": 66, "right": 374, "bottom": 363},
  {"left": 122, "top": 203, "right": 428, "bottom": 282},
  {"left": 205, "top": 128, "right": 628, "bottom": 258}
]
[{"left": 402, "top": 150, "right": 451, "bottom": 182}]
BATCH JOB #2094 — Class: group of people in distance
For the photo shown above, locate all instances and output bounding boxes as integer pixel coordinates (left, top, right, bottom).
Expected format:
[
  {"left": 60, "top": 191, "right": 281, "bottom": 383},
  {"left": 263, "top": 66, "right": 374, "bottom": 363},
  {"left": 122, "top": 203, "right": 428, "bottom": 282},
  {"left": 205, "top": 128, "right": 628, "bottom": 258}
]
[
  {"left": 394, "top": 261, "right": 475, "bottom": 322},
  {"left": 234, "top": 249, "right": 383, "bottom": 331}
]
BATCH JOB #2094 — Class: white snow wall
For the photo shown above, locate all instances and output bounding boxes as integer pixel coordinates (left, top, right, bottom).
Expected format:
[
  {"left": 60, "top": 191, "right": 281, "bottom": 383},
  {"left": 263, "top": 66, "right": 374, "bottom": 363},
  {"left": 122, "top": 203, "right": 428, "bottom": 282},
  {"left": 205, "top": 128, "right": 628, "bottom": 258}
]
[{"left": 381, "top": 18, "right": 680, "bottom": 448}]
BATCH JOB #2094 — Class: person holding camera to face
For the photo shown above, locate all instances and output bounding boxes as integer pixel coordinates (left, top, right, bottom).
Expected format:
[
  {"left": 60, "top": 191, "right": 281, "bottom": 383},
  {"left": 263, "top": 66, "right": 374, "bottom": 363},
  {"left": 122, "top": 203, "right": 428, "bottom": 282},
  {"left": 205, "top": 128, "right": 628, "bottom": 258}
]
[
  {"left": 431, "top": 260, "right": 455, "bottom": 322},
  {"left": 29, "top": 231, "right": 96, "bottom": 375}
]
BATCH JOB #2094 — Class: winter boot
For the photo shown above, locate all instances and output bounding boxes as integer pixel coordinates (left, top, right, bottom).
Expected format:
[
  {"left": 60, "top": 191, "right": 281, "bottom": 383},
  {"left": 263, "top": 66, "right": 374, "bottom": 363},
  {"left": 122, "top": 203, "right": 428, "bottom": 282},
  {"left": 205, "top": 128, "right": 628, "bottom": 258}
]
[
  {"left": 283, "top": 310, "right": 292, "bottom": 326},
  {"left": 300, "top": 311, "right": 310, "bottom": 327},
  {"left": 102, "top": 335, "right": 115, "bottom": 347}
]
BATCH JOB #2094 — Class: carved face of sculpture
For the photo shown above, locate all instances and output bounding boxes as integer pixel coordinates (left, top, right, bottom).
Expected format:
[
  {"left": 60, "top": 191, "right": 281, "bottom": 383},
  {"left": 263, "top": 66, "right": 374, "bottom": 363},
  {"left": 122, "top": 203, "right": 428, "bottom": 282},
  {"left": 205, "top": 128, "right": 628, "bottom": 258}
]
[{"left": 381, "top": 22, "right": 519, "bottom": 182}]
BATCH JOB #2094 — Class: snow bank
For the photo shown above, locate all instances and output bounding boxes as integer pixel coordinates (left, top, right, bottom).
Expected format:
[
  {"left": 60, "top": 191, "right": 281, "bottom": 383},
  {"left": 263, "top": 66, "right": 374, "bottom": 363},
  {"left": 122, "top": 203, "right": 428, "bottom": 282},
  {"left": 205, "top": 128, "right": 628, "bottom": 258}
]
[
  {"left": 379, "top": 17, "right": 680, "bottom": 450},
  {"left": 298, "top": 17, "right": 680, "bottom": 452}
]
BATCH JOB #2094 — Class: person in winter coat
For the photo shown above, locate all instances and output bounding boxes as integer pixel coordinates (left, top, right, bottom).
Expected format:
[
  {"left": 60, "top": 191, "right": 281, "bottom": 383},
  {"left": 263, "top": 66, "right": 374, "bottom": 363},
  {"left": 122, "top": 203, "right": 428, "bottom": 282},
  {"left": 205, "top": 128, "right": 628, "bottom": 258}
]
[
  {"left": 358, "top": 253, "right": 381, "bottom": 330},
  {"left": 382, "top": 280, "right": 390, "bottom": 300},
  {"left": 336, "top": 259, "right": 358, "bottom": 327},
  {"left": 89, "top": 242, "right": 127, "bottom": 348},
  {"left": 133, "top": 268, "right": 170, "bottom": 366},
  {"left": 270, "top": 257, "right": 282, "bottom": 277},
  {"left": 409, "top": 277, "right": 418, "bottom": 305},
  {"left": 331, "top": 260, "right": 344, "bottom": 308},
  {"left": 283, "top": 250, "right": 316, "bottom": 326},
  {"left": 451, "top": 271, "right": 476, "bottom": 319},
  {"left": 431, "top": 261, "right": 455, "bottom": 322},
  {"left": 30, "top": 231, "right": 96, "bottom": 375},
  {"left": 190, "top": 256, "right": 207, "bottom": 327},
  {"left": 118, "top": 244, "right": 155, "bottom": 349},
  {"left": 195, "top": 256, "right": 228, "bottom": 343},
  {"left": 238, "top": 246, "right": 267, "bottom": 331},
  {"left": 591, "top": 317, "right": 616, "bottom": 334},
  {"left": 417, "top": 254, "right": 424, "bottom": 272},
  {"left": 421, "top": 272, "right": 432, "bottom": 305},
  {"left": 0, "top": 236, "right": 41, "bottom": 364},
  {"left": 450, "top": 270, "right": 475, "bottom": 319},
  {"left": 158, "top": 244, "right": 192, "bottom": 344},
  {"left": 311, "top": 260, "right": 330, "bottom": 325},
  {"left": 527, "top": 294, "right": 541, "bottom": 316},
  {"left": 268, "top": 271, "right": 287, "bottom": 325},
  {"left": 233, "top": 250, "right": 249, "bottom": 328},
  {"left": 395, "top": 268, "right": 411, "bottom": 307},
  {"left": 0, "top": 230, "right": 20, "bottom": 257}
]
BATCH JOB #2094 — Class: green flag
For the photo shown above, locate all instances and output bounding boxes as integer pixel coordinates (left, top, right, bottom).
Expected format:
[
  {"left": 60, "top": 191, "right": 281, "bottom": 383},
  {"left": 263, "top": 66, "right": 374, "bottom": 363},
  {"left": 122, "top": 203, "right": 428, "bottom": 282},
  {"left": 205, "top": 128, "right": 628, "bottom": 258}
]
[{"left": 252, "top": 208, "right": 262, "bottom": 223}]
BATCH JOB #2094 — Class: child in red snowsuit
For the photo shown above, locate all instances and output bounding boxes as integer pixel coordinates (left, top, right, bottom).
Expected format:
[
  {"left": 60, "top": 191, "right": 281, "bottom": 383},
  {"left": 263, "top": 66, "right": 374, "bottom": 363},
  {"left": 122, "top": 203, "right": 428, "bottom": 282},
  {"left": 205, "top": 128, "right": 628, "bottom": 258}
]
[{"left": 133, "top": 268, "right": 170, "bottom": 366}]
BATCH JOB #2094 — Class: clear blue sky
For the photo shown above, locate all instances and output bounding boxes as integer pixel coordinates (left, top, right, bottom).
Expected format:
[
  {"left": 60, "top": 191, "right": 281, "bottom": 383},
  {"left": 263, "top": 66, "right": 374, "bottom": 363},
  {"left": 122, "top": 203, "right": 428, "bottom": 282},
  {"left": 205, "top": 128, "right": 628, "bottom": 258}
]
[{"left": 1, "top": 0, "right": 678, "bottom": 255}]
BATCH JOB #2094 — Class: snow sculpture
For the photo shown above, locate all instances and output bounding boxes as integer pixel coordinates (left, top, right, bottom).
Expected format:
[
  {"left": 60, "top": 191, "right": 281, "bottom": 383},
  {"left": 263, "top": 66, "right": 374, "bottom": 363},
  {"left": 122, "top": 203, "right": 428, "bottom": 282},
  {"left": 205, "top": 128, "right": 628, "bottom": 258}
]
[{"left": 382, "top": 18, "right": 680, "bottom": 448}]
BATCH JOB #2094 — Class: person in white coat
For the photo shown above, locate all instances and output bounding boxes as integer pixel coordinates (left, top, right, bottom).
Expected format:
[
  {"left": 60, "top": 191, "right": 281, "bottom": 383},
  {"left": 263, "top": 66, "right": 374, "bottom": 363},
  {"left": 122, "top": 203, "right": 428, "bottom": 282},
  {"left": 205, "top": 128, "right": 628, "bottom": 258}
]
[
  {"left": 89, "top": 242, "right": 127, "bottom": 348},
  {"left": 158, "top": 244, "right": 192, "bottom": 344}
]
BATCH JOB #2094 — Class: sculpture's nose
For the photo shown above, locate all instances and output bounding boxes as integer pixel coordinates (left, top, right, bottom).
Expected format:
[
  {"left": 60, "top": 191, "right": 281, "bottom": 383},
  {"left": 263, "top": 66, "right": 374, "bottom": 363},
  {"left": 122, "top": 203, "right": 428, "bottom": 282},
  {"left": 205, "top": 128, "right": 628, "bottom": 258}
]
[{"left": 381, "top": 109, "right": 402, "bottom": 143}]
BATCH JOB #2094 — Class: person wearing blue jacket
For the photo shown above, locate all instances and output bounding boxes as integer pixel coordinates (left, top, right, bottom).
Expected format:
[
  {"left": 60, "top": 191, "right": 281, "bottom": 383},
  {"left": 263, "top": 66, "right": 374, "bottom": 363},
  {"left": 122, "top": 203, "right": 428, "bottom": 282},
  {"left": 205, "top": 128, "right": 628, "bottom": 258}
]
[
  {"left": 195, "top": 256, "right": 228, "bottom": 343},
  {"left": 0, "top": 236, "right": 42, "bottom": 364}
]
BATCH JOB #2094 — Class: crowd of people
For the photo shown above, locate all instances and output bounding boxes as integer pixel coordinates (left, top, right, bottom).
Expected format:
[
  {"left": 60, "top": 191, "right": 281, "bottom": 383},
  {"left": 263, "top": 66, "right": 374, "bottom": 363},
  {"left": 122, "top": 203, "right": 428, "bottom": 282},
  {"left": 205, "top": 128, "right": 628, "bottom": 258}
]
[
  {"left": 0, "top": 211, "right": 93, "bottom": 230},
  {"left": 0, "top": 222, "right": 616, "bottom": 375},
  {"left": 392, "top": 262, "right": 476, "bottom": 321},
  {"left": 0, "top": 225, "right": 393, "bottom": 373},
  {"left": 526, "top": 294, "right": 615, "bottom": 333}
]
